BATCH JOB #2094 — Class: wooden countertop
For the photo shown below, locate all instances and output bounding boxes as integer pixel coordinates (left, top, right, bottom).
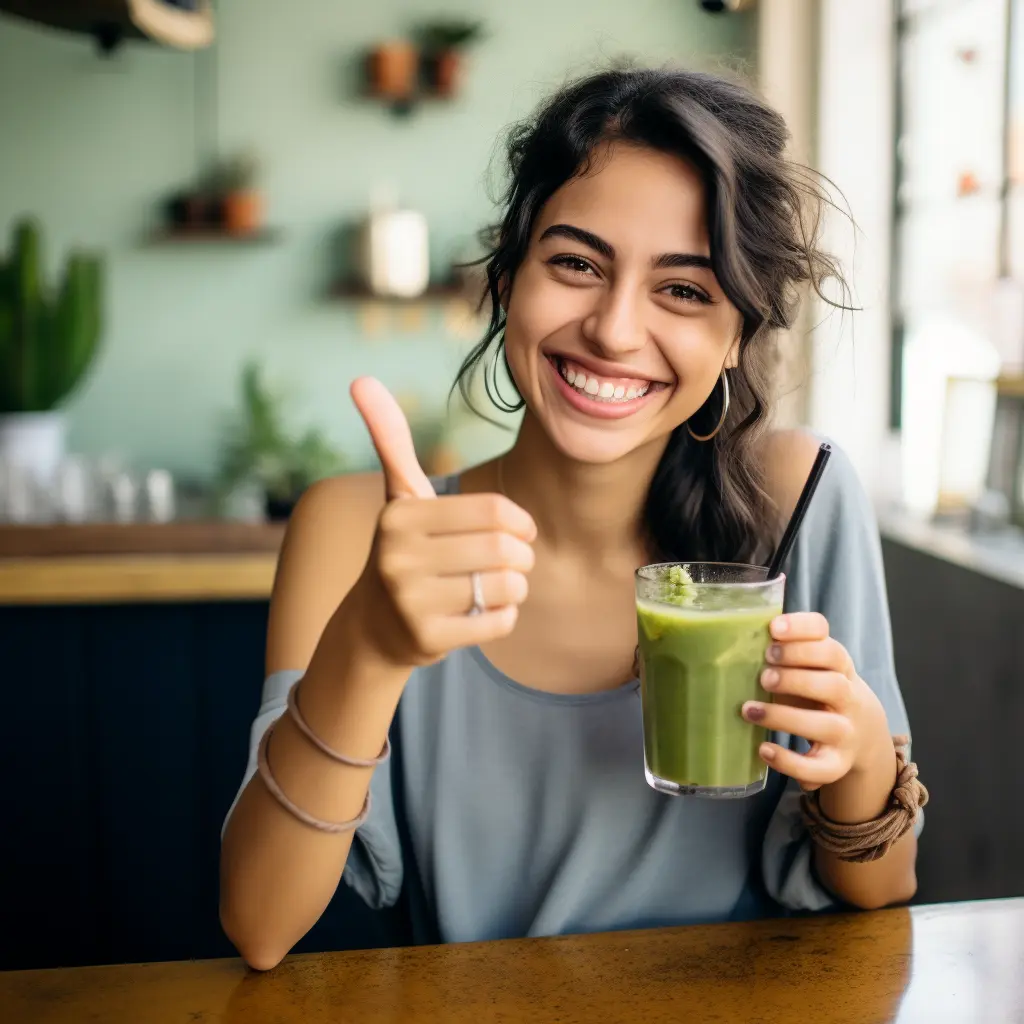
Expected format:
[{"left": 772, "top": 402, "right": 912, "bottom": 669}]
[
  {"left": 3, "top": 898, "right": 1022, "bottom": 1023},
  {"left": 0, "top": 522, "right": 284, "bottom": 605},
  {"left": 0, "top": 553, "right": 278, "bottom": 604}
]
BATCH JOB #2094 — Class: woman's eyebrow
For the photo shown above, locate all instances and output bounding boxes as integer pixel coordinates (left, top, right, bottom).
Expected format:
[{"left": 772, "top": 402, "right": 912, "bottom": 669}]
[
  {"left": 539, "top": 224, "right": 712, "bottom": 272},
  {"left": 653, "top": 252, "right": 713, "bottom": 271},
  {"left": 539, "top": 223, "right": 615, "bottom": 259}
]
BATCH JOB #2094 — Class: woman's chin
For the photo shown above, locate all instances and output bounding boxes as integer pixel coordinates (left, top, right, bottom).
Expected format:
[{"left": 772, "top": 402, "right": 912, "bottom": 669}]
[{"left": 540, "top": 419, "right": 658, "bottom": 466}]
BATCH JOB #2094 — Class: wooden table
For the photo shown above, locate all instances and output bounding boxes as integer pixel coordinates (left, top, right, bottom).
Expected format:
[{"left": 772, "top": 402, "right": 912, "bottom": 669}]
[{"left": 3, "top": 899, "right": 1022, "bottom": 1023}]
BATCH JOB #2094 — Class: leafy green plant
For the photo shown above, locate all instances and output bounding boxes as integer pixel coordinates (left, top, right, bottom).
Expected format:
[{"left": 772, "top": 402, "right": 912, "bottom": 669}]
[
  {"left": 0, "top": 218, "right": 104, "bottom": 414},
  {"left": 218, "top": 362, "right": 344, "bottom": 506},
  {"left": 415, "top": 19, "right": 485, "bottom": 52},
  {"left": 206, "top": 150, "right": 260, "bottom": 194}
]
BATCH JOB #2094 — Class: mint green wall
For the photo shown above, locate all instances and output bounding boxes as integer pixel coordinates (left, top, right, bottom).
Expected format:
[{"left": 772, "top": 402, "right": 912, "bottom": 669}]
[{"left": 0, "top": 1, "right": 754, "bottom": 481}]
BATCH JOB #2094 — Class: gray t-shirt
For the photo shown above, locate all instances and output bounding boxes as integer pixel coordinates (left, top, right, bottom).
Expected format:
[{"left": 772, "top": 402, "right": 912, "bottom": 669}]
[{"left": 227, "top": 443, "right": 917, "bottom": 943}]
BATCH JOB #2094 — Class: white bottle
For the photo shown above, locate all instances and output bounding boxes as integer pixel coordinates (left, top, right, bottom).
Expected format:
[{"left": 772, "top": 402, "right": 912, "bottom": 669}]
[{"left": 358, "top": 186, "right": 430, "bottom": 299}]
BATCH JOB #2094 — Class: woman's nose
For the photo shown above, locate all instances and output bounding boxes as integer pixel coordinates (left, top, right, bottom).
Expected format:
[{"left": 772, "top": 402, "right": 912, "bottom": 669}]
[{"left": 580, "top": 282, "right": 646, "bottom": 356}]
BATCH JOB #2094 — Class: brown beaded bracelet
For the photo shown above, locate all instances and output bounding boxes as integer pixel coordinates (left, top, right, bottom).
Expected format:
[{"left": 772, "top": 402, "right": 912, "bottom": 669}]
[{"left": 800, "top": 735, "right": 929, "bottom": 863}]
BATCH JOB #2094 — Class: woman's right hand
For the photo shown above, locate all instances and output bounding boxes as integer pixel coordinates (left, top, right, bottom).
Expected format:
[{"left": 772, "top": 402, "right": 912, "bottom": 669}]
[{"left": 348, "top": 377, "right": 537, "bottom": 669}]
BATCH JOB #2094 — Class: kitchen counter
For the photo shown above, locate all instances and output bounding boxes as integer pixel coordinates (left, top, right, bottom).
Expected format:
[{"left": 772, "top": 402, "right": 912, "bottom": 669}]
[
  {"left": 878, "top": 508, "right": 1024, "bottom": 591},
  {"left": 0, "top": 522, "right": 283, "bottom": 605}
]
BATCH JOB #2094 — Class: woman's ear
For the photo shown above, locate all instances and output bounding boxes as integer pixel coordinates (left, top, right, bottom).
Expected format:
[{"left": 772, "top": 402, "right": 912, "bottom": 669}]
[{"left": 725, "top": 333, "right": 741, "bottom": 370}]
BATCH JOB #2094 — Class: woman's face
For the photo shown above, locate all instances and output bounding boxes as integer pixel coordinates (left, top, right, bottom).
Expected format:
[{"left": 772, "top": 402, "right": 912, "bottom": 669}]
[{"left": 503, "top": 142, "right": 743, "bottom": 465}]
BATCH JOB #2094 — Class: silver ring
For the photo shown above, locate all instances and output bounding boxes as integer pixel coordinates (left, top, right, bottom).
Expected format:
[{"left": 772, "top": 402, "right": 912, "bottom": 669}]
[{"left": 468, "top": 571, "right": 486, "bottom": 616}]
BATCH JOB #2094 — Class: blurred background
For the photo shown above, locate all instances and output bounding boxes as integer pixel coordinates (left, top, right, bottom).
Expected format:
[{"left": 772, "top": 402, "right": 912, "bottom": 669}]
[{"left": 1, "top": 0, "right": 1022, "bottom": 973}]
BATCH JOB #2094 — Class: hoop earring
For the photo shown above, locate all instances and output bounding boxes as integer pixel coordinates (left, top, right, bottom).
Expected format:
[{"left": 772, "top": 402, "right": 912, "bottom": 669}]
[{"left": 686, "top": 370, "right": 730, "bottom": 442}]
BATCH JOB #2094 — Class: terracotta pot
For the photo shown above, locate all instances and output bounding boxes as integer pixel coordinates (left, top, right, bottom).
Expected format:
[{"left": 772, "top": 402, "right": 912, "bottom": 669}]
[
  {"left": 368, "top": 40, "right": 418, "bottom": 100},
  {"left": 223, "top": 190, "right": 263, "bottom": 235},
  {"left": 431, "top": 49, "right": 462, "bottom": 98}
]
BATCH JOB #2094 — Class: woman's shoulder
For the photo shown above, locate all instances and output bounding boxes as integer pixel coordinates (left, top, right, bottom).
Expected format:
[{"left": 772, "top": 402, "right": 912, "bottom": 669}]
[
  {"left": 757, "top": 428, "right": 864, "bottom": 522},
  {"left": 283, "top": 465, "right": 462, "bottom": 563},
  {"left": 265, "top": 472, "right": 387, "bottom": 673},
  {"left": 289, "top": 471, "right": 388, "bottom": 550},
  {"left": 264, "top": 469, "right": 462, "bottom": 672}
]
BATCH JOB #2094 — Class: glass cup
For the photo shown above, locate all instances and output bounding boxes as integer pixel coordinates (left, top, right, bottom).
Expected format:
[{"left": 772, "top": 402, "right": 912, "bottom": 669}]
[{"left": 635, "top": 562, "right": 786, "bottom": 799}]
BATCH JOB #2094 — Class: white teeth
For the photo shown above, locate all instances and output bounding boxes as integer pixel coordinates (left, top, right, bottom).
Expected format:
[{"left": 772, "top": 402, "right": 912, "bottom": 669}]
[{"left": 557, "top": 359, "right": 651, "bottom": 403}]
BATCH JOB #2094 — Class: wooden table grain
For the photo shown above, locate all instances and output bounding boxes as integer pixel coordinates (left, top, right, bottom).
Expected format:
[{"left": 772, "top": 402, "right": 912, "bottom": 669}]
[{"left": 3, "top": 899, "right": 1022, "bottom": 1024}]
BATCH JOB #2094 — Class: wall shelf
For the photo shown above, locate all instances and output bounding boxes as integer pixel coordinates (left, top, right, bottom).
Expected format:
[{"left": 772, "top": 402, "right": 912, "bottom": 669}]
[
  {"left": 329, "top": 281, "right": 470, "bottom": 304},
  {"left": 147, "top": 227, "right": 283, "bottom": 246},
  {"left": 328, "top": 281, "right": 485, "bottom": 339}
]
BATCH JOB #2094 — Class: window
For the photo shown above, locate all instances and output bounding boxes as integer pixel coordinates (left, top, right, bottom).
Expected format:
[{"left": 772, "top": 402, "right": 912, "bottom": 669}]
[{"left": 891, "top": 0, "right": 1023, "bottom": 430}]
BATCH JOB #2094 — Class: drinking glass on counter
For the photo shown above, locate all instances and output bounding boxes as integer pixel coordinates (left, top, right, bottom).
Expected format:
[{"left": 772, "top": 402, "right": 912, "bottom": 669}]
[{"left": 0, "top": 454, "right": 178, "bottom": 524}]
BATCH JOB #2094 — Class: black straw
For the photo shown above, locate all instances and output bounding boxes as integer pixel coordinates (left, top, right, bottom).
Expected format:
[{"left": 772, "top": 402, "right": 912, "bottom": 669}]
[{"left": 766, "top": 442, "right": 832, "bottom": 579}]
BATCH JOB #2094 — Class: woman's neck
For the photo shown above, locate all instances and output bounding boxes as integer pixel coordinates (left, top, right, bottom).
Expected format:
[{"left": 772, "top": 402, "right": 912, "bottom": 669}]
[{"left": 491, "top": 412, "right": 667, "bottom": 559}]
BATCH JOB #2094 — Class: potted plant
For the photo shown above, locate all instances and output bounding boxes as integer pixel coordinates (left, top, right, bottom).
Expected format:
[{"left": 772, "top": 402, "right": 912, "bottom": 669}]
[
  {"left": 416, "top": 19, "right": 484, "bottom": 98},
  {"left": 162, "top": 187, "right": 210, "bottom": 232},
  {"left": 217, "top": 362, "right": 345, "bottom": 520},
  {"left": 0, "top": 218, "right": 104, "bottom": 482},
  {"left": 366, "top": 38, "right": 420, "bottom": 107},
  {"left": 215, "top": 150, "right": 263, "bottom": 236}
]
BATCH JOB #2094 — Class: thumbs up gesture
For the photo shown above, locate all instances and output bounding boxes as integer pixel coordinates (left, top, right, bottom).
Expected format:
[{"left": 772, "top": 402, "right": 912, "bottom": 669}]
[{"left": 350, "top": 378, "right": 537, "bottom": 668}]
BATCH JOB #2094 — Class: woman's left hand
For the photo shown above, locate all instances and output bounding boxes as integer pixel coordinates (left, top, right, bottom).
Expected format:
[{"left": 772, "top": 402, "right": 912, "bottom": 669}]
[{"left": 741, "top": 612, "right": 892, "bottom": 791}]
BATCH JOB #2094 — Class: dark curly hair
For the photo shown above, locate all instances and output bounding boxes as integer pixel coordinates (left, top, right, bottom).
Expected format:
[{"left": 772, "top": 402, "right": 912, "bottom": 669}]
[{"left": 453, "top": 66, "right": 848, "bottom": 564}]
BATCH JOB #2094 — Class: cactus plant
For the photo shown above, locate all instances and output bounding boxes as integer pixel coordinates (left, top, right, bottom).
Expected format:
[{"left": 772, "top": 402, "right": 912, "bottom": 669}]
[{"left": 0, "top": 218, "right": 104, "bottom": 414}]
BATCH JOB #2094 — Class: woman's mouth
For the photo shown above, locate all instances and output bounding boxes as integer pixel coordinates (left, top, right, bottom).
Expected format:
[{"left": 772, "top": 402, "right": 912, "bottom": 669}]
[{"left": 546, "top": 356, "right": 668, "bottom": 420}]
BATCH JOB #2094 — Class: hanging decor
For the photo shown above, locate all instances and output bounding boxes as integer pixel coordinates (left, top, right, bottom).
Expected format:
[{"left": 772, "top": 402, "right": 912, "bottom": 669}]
[
  {"left": 362, "top": 18, "right": 485, "bottom": 115},
  {"left": 126, "top": 0, "right": 214, "bottom": 50},
  {"left": 0, "top": 0, "right": 214, "bottom": 54}
]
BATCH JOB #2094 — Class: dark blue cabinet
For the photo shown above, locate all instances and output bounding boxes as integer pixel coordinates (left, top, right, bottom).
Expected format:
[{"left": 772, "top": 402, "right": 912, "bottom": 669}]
[{"left": 0, "top": 601, "right": 407, "bottom": 970}]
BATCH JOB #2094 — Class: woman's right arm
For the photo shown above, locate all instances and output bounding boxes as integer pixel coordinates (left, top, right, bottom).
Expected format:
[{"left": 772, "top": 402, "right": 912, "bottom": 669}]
[
  {"left": 219, "top": 473, "right": 404, "bottom": 972},
  {"left": 220, "top": 378, "right": 536, "bottom": 971}
]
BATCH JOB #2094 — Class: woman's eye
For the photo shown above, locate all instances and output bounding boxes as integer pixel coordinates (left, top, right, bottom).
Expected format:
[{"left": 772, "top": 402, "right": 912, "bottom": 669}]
[
  {"left": 550, "top": 255, "right": 595, "bottom": 275},
  {"left": 662, "top": 282, "right": 711, "bottom": 305}
]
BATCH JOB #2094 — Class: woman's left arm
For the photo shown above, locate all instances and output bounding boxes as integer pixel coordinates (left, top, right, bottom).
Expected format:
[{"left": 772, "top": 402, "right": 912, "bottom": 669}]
[{"left": 742, "top": 611, "right": 918, "bottom": 910}]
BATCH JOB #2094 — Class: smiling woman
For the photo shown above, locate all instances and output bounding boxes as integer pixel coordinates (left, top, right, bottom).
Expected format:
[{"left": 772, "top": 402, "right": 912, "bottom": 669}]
[
  {"left": 456, "top": 69, "right": 847, "bottom": 565},
  {"left": 220, "top": 67, "right": 920, "bottom": 973}
]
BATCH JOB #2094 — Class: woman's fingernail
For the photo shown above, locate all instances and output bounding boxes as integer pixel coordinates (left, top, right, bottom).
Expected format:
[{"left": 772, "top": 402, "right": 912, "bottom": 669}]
[
  {"left": 743, "top": 701, "right": 766, "bottom": 722},
  {"left": 761, "top": 668, "right": 780, "bottom": 689},
  {"left": 766, "top": 644, "right": 783, "bottom": 663},
  {"left": 771, "top": 616, "right": 789, "bottom": 636},
  {"left": 759, "top": 743, "right": 776, "bottom": 762}
]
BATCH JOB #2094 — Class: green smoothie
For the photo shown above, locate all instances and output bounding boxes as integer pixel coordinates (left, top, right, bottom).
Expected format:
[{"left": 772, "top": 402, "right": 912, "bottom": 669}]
[{"left": 635, "top": 563, "right": 784, "bottom": 797}]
